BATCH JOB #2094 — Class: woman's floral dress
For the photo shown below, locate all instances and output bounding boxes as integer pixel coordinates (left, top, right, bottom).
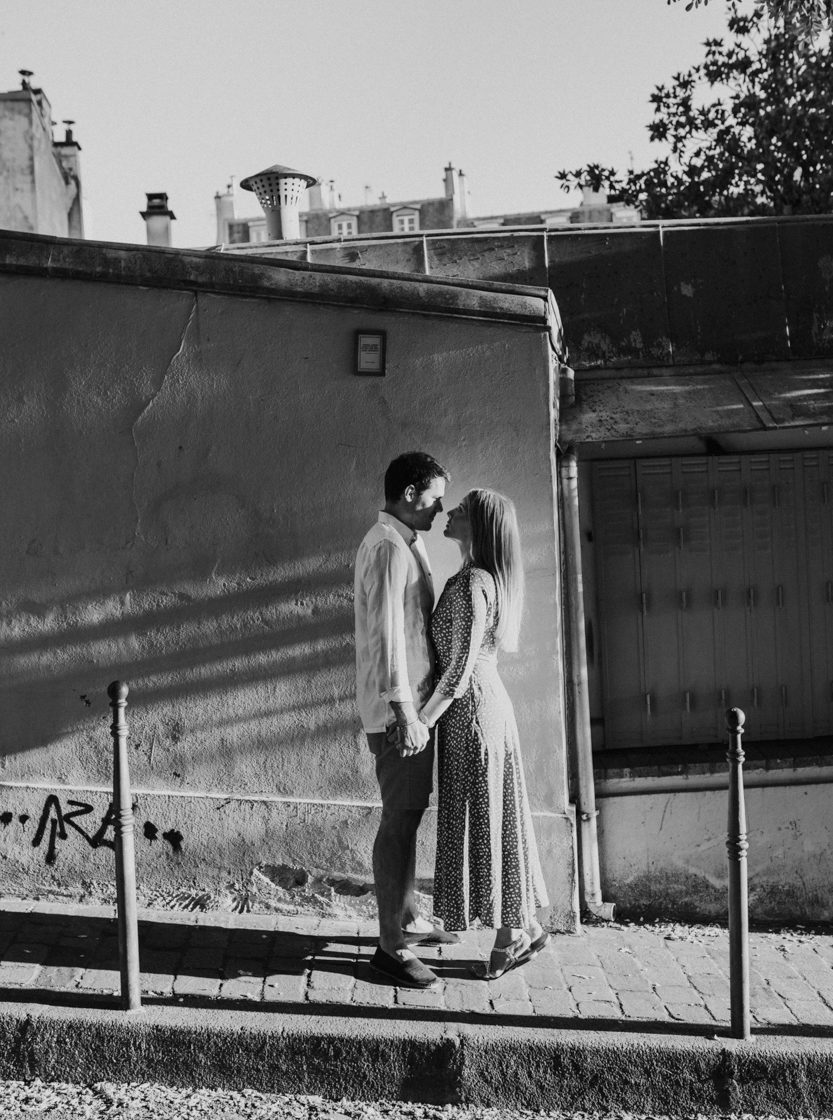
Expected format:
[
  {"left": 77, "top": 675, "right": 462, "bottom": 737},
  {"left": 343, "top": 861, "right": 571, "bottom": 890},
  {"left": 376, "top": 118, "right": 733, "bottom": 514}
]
[{"left": 430, "top": 562, "right": 549, "bottom": 930}]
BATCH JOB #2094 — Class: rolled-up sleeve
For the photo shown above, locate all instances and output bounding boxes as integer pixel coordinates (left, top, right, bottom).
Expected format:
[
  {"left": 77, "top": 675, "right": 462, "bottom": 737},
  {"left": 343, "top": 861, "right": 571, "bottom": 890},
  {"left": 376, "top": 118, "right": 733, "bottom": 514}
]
[{"left": 364, "top": 539, "right": 413, "bottom": 703}]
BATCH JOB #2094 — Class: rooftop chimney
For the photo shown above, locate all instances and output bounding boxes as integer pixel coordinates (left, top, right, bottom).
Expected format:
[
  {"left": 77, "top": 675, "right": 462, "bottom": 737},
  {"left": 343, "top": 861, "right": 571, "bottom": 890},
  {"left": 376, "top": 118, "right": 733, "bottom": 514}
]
[
  {"left": 140, "top": 192, "right": 176, "bottom": 247},
  {"left": 307, "top": 181, "right": 324, "bottom": 211},
  {"left": 240, "top": 163, "right": 319, "bottom": 241},
  {"left": 19, "top": 69, "right": 33, "bottom": 90},
  {"left": 54, "top": 120, "right": 84, "bottom": 238},
  {"left": 457, "top": 169, "right": 469, "bottom": 220},
  {"left": 443, "top": 162, "right": 469, "bottom": 224},
  {"left": 214, "top": 182, "right": 236, "bottom": 242}
]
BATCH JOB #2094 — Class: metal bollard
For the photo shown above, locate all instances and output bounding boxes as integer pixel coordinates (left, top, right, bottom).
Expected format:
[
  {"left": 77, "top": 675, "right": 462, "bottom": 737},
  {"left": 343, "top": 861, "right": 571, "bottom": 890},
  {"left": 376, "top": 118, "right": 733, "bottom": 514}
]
[
  {"left": 108, "top": 681, "right": 142, "bottom": 1012},
  {"left": 726, "top": 706, "right": 750, "bottom": 1040}
]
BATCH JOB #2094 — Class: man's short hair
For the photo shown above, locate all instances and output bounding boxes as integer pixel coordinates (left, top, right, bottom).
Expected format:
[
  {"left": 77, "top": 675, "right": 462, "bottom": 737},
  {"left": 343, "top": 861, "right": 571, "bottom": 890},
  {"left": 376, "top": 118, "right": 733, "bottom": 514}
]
[{"left": 384, "top": 452, "right": 450, "bottom": 502}]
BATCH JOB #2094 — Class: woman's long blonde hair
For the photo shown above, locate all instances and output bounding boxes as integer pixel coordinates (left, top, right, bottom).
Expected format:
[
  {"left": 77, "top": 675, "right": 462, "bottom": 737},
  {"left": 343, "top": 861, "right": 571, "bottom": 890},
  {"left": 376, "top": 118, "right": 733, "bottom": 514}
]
[{"left": 464, "top": 488, "right": 524, "bottom": 651}]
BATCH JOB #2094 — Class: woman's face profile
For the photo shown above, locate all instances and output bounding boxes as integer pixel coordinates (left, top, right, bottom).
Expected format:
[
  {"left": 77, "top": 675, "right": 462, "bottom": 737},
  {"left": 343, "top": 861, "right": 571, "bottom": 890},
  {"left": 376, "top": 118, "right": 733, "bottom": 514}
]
[{"left": 444, "top": 499, "right": 473, "bottom": 549}]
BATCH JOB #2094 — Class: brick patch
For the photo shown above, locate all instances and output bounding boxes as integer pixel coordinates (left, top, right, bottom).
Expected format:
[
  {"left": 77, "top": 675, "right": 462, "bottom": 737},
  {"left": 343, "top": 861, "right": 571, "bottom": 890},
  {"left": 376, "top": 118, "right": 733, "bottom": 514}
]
[
  {"left": 618, "top": 991, "right": 668, "bottom": 1019},
  {"left": 444, "top": 982, "right": 491, "bottom": 1014},
  {"left": 528, "top": 988, "right": 577, "bottom": 1016},
  {"left": 172, "top": 970, "right": 222, "bottom": 998},
  {"left": 37, "top": 965, "right": 82, "bottom": 991},
  {"left": 220, "top": 976, "right": 264, "bottom": 1001},
  {"left": 78, "top": 968, "right": 121, "bottom": 992},
  {"left": 262, "top": 972, "right": 307, "bottom": 1003}
]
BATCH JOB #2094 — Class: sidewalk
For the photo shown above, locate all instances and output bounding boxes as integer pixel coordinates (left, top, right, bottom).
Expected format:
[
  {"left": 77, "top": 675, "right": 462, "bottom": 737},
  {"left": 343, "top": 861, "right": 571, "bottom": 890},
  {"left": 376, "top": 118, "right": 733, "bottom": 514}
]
[{"left": 1, "top": 898, "right": 832, "bottom": 1114}]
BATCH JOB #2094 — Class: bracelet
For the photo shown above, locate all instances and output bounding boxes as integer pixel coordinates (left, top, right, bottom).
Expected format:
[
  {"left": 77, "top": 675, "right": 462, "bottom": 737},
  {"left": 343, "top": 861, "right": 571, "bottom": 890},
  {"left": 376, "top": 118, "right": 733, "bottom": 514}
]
[{"left": 417, "top": 712, "right": 431, "bottom": 728}]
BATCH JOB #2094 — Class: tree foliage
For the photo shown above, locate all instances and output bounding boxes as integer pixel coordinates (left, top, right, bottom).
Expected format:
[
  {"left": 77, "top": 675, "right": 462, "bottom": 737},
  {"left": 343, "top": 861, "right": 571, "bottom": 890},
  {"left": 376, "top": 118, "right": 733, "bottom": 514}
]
[
  {"left": 670, "top": 0, "right": 832, "bottom": 40},
  {"left": 557, "top": 3, "right": 833, "bottom": 218}
]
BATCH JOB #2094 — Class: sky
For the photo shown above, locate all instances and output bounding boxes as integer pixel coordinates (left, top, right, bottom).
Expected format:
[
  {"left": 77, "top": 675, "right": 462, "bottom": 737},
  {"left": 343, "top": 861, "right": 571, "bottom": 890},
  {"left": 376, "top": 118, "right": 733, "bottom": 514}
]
[{"left": 2, "top": 0, "right": 733, "bottom": 247}]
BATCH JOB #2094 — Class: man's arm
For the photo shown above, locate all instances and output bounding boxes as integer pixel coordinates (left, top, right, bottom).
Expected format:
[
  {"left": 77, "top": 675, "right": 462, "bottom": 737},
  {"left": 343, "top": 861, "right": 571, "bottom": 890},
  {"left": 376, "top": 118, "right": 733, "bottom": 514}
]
[{"left": 364, "top": 541, "right": 430, "bottom": 756}]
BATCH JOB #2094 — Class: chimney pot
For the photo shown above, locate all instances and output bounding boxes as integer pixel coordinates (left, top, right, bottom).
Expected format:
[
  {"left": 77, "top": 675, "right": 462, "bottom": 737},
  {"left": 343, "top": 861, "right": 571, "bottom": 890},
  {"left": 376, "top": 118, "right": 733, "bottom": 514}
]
[
  {"left": 240, "top": 163, "right": 319, "bottom": 240},
  {"left": 140, "top": 192, "right": 176, "bottom": 247}
]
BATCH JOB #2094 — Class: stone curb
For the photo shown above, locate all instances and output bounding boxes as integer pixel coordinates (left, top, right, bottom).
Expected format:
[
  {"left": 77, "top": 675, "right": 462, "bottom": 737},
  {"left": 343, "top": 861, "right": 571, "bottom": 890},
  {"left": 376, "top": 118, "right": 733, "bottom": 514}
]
[{"left": 0, "top": 1000, "right": 832, "bottom": 1114}]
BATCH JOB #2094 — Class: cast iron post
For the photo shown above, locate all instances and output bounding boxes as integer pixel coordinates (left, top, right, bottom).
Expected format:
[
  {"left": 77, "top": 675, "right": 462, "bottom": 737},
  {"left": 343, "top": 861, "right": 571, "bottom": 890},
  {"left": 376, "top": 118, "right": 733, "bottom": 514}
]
[
  {"left": 726, "top": 706, "right": 750, "bottom": 1040},
  {"left": 108, "top": 680, "right": 142, "bottom": 1011}
]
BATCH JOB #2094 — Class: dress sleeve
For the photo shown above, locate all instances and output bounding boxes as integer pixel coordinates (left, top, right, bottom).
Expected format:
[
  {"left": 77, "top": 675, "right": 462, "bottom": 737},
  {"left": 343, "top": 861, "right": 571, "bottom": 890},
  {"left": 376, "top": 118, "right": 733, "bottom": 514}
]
[
  {"left": 364, "top": 538, "right": 413, "bottom": 703},
  {"left": 434, "top": 569, "right": 493, "bottom": 699}
]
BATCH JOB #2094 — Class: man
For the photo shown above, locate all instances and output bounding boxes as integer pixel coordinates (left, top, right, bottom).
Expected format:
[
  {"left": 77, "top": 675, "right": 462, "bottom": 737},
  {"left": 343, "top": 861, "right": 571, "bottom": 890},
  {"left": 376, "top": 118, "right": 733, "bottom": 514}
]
[{"left": 354, "top": 451, "right": 456, "bottom": 989}]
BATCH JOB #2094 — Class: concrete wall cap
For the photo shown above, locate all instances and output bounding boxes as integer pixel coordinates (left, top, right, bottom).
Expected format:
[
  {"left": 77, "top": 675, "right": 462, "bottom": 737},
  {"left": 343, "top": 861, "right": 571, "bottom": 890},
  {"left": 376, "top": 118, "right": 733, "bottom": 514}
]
[{"left": 0, "top": 229, "right": 560, "bottom": 343}]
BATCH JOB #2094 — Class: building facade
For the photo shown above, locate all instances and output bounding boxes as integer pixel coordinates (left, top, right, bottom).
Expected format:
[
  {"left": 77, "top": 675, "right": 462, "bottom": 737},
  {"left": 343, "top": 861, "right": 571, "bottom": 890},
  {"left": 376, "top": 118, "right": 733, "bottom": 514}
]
[
  {"left": 0, "top": 229, "right": 577, "bottom": 930},
  {"left": 221, "top": 216, "right": 833, "bottom": 922},
  {"left": 214, "top": 164, "right": 638, "bottom": 246},
  {"left": 0, "top": 75, "right": 83, "bottom": 238}
]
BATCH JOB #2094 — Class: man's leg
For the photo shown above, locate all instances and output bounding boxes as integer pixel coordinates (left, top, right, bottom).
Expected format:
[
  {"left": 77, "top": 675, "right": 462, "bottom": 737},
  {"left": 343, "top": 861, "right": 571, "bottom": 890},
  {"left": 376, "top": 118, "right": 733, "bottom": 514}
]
[
  {"left": 401, "top": 826, "right": 420, "bottom": 929},
  {"left": 373, "top": 806, "right": 425, "bottom": 955}
]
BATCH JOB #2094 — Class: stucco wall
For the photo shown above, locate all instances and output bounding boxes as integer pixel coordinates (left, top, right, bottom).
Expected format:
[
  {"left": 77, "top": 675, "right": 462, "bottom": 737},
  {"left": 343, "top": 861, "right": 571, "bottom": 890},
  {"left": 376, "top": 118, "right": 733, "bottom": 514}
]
[
  {"left": 221, "top": 222, "right": 833, "bottom": 923},
  {"left": 597, "top": 778, "right": 833, "bottom": 922},
  {"left": 0, "top": 95, "right": 70, "bottom": 237},
  {"left": 0, "top": 98, "right": 37, "bottom": 233},
  {"left": 0, "top": 241, "right": 576, "bottom": 927}
]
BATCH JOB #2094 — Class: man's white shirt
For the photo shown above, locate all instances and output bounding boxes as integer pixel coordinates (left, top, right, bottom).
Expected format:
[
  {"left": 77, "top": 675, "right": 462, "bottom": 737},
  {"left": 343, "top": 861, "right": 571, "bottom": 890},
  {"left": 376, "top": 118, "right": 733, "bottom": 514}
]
[{"left": 354, "top": 512, "right": 435, "bottom": 733}]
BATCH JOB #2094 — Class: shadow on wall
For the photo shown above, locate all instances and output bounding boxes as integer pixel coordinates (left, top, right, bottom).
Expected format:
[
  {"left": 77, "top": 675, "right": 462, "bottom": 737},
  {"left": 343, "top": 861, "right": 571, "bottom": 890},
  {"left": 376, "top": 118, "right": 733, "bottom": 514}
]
[
  {"left": 0, "top": 556, "right": 365, "bottom": 795},
  {"left": 1, "top": 519, "right": 561, "bottom": 804}
]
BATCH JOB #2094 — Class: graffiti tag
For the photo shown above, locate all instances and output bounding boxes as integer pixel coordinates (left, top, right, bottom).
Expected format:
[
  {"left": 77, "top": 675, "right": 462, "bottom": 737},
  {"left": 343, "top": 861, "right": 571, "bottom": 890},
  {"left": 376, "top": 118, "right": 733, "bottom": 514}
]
[{"left": 32, "top": 796, "right": 117, "bottom": 866}]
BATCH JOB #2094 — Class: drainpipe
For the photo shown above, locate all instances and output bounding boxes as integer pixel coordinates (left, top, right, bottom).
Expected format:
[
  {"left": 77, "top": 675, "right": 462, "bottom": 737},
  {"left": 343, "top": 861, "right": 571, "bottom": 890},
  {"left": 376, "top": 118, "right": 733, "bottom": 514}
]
[{"left": 560, "top": 447, "right": 616, "bottom": 921}]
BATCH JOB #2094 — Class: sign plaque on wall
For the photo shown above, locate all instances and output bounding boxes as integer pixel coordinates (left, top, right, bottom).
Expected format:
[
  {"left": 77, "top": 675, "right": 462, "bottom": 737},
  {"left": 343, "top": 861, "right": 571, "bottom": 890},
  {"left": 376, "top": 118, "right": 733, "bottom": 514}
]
[{"left": 355, "top": 330, "right": 386, "bottom": 376}]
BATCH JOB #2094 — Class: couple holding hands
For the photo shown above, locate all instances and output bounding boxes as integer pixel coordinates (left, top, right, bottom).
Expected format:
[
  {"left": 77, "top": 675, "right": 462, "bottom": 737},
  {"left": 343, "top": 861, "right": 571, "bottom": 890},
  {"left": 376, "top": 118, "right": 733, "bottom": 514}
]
[{"left": 354, "top": 452, "right": 549, "bottom": 990}]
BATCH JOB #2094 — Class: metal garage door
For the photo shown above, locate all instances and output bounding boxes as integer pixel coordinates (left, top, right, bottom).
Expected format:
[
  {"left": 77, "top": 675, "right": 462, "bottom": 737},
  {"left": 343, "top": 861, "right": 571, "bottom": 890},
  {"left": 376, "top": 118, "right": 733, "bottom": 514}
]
[{"left": 591, "top": 452, "right": 833, "bottom": 748}]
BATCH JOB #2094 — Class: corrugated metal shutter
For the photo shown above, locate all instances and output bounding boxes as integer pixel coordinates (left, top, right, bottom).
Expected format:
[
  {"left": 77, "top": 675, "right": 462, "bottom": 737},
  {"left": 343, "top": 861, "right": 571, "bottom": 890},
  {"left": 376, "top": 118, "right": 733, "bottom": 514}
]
[{"left": 591, "top": 451, "right": 833, "bottom": 748}]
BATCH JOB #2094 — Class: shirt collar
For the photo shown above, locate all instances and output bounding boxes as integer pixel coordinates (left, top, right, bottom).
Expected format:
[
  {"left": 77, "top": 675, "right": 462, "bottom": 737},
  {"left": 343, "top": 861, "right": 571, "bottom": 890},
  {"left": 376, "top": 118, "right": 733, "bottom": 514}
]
[{"left": 378, "top": 510, "right": 418, "bottom": 545}]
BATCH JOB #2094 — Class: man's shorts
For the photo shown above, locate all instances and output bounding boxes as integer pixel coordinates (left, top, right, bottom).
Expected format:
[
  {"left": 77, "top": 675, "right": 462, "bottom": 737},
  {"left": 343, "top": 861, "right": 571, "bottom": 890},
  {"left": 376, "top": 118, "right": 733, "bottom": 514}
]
[{"left": 367, "top": 729, "right": 434, "bottom": 812}]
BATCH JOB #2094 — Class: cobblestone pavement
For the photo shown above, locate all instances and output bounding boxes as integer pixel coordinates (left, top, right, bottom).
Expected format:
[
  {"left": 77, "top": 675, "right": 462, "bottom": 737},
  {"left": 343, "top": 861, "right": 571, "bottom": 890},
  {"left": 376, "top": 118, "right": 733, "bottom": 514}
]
[{"left": 1, "top": 898, "right": 832, "bottom": 1032}]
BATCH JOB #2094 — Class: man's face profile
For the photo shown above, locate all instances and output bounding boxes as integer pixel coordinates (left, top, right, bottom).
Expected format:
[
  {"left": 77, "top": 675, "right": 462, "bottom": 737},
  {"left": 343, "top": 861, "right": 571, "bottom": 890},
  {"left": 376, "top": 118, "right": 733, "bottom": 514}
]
[{"left": 409, "top": 477, "right": 446, "bottom": 532}]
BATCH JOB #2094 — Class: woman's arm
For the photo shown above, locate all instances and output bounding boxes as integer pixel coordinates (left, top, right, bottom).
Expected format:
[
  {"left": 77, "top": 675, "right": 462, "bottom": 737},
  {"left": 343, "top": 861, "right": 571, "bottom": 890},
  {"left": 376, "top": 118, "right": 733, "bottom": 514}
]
[{"left": 420, "top": 570, "right": 492, "bottom": 728}]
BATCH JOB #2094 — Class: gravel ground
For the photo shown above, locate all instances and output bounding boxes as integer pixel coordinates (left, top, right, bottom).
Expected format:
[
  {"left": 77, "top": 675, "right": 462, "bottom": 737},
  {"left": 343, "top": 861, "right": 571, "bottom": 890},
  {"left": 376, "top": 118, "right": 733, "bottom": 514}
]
[{"left": 0, "top": 1081, "right": 817, "bottom": 1120}]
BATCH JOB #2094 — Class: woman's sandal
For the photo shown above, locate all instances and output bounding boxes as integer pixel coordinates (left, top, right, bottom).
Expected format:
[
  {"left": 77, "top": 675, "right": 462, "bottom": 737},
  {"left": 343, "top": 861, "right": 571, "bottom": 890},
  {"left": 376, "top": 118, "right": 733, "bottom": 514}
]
[
  {"left": 517, "top": 929, "right": 550, "bottom": 964},
  {"left": 471, "top": 931, "right": 532, "bottom": 980}
]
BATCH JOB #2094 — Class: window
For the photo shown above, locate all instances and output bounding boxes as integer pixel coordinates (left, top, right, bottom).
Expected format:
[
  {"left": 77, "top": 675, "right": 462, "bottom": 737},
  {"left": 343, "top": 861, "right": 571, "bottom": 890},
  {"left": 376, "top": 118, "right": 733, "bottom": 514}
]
[
  {"left": 227, "top": 220, "right": 250, "bottom": 245},
  {"left": 330, "top": 214, "right": 358, "bottom": 237},
  {"left": 392, "top": 209, "right": 419, "bottom": 233}
]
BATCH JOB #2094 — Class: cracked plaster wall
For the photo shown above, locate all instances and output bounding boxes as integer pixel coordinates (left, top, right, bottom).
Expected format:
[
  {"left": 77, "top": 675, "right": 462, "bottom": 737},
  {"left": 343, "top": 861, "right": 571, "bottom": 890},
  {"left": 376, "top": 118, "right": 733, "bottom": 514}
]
[
  {"left": 598, "top": 782, "right": 833, "bottom": 921},
  {"left": 0, "top": 270, "right": 576, "bottom": 926}
]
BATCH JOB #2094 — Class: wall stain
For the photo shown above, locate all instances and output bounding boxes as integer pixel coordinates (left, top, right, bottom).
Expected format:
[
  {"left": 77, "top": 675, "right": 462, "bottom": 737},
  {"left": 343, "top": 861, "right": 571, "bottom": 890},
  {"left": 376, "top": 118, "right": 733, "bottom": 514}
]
[{"left": 162, "top": 828, "right": 183, "bottom": 854}]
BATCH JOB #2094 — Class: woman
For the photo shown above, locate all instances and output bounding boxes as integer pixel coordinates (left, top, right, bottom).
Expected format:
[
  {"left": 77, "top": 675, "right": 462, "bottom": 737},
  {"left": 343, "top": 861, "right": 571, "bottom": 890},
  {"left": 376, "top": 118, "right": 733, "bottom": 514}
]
[{"left": 418, "top": 489, "right": 549, "bottom": 979}]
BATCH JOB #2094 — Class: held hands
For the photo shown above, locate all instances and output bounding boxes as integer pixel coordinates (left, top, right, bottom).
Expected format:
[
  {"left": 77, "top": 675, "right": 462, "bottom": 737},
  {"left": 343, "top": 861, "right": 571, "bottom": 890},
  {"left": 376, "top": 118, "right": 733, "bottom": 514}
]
[{"left": 387, "top": 702, "right": 430, "bottom": 757}]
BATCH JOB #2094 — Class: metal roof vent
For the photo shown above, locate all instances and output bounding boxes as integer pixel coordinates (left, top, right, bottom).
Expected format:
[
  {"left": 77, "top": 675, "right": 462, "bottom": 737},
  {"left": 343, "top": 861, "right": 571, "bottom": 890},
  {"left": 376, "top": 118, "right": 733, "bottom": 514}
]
[{"left": 240, "top": 163, "right": 319, "bottom": 241}]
